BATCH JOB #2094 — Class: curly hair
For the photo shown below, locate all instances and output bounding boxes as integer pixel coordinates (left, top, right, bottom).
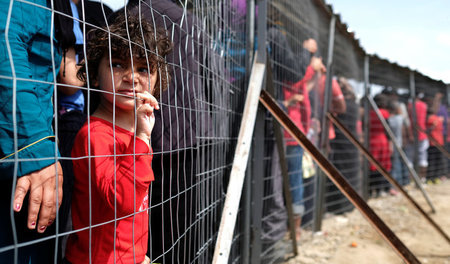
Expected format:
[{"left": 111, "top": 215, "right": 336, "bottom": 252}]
[{"left": 77, "top": 12, "right": 172, "bottom": 101}]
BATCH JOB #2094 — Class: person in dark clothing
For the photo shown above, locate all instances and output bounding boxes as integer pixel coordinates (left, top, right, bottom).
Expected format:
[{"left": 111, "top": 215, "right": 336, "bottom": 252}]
[
  {"left": 125, "top": 1, "right": 202, "bottom": 263},
  {"left": 0, "top": 1, "right": 68, "bottom": 263},
  {"left": 326, "top": 77, "right": 360, "bottom": 214}
]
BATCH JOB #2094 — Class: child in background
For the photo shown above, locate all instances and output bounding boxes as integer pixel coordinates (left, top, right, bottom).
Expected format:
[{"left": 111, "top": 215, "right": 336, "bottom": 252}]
[{"left": 65, "top": 13, "right": 171, "bottom": 264}]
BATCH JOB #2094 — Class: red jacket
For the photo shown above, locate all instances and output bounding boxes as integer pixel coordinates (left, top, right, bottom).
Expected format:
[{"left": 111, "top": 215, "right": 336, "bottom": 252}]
[
  {"left": 427, "top": 114, "right": 444, "bottom": 146},
  {"left": 369, "top": 109, "right": 391, "bottom": 171},
  {"left": 283, "top": 65, "right": 314, "bottom": 145},
  {"left": 408, "top": 100, "right": 428, "bottom": 141},
  {"left": 66, "top": 117, "right": 154, "bottom": 264}
]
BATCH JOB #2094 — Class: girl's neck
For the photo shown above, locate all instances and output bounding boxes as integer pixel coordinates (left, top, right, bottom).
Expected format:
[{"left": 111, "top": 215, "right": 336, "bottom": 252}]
[{"left": 92, "top": 103, "right": 136, "bottom": 133}]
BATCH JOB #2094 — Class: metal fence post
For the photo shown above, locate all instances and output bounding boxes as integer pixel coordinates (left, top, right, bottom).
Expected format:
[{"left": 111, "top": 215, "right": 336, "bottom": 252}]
[
  {"left": 314, "top": 14, "right": 336, "bottom": 232},
  {"left": 362, "top": 55, "right": 370, "bottom": 200},
  {"left": 256, "top": 0, "right": 266, "bottom": 64},
  {"left": 409, "top": 72, "right": 419, "bottom": 176},
  {"left": 249, "top": 1, "right": 266, "bottom": 263},
  {"left": 241, "top": 1, "right": 256, "bottom": 263},
  {"left": 242, "top": 168, "right": 251, "bottom": 264},
  {"left": 250, "top": 106, "right": 265, "bottom": 264}
]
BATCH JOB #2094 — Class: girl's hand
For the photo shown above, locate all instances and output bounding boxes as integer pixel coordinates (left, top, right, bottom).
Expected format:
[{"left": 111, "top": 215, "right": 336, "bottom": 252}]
[
  {"left": 135, "top": 92, "right": 159, "bottom": 146},
  {"left": 140, "top": 256, "right": 150, "bottom": 264}
]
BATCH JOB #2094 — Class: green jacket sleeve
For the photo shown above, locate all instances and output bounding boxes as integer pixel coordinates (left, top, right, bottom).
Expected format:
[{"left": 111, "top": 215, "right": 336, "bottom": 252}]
[{"left": 0, "top": 0, "right": 61, "bottom": 179}]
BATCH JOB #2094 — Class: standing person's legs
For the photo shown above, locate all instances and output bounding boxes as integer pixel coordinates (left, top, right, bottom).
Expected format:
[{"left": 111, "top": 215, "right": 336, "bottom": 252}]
[
  {"left": 446, "top": 142, "right": 450, "bottom": 178},
  {"left": 57, "top": 111, "right": 86, "bottom": 260},
  {"left": 418, "top": 139, "right": 429, "bottom": 180},
  {"left": 400, "top": 149, "right": 410, "bottom": 186},
  {"left": 391, "top": 150, "right": 402, "bottom": 184},
  {"left": 427, "top": 146, "right": 437, "bottom": 181},
  {"left": 286, "top": 146, "right": 304, "bottom": 239},
  {"left": 149, "top": 149, "right": 197, "bottom": 264}
]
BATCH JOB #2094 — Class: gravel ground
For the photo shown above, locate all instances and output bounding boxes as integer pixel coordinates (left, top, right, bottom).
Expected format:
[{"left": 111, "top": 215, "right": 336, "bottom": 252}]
[{"left": 284, "top": 179, "right": 450, "bottom": 264}]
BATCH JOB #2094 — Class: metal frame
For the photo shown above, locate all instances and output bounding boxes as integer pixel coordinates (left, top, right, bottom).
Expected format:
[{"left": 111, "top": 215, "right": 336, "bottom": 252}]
[{"left": 363, "top": 55, "right": 370, "bottom": 200}]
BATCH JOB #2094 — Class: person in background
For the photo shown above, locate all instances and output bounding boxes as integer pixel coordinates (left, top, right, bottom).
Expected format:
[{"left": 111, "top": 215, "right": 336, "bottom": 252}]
[
  {"left": 426, "top": 106, "right": 445, "bottom": 183},
  {"left": 327, "top": 77, "right": 361, "bottom": 212},
  {"left": 387, "top": 98, "right": 404, "bottom": 194},
  {"left": 65, "top": 13, "right": 171, "bottom": 264},
  {"left": 429, "top": 92, "right": 448, "bottom": 179},
  {"left": 406, "top": 92, "right": 429, "bottom": 181},
  {"left": 368, "top": 93, "right": 391, "bottom": 196},
  {"left": 0, "top": 1, "right": 65, "bottom": 262},
  {"left": 267, "top": 8, "right": 322, "bottom": 241},
  {"left": 383, "top": 88, "right": 411, "bottom": 186}
]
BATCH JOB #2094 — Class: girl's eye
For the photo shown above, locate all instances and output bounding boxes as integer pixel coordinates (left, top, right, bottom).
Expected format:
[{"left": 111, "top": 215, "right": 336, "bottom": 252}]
[
  {"left": 138, "top": 67, "right": 149, "bottom": 74},
  {"left": 111, "top": 62, "right": 123, "bottom": 68}
]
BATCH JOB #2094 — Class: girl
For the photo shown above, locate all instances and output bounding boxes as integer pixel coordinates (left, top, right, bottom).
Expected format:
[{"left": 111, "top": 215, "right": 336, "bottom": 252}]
[{"left": 65, "top": 13, "right": 171, "bottom": 264}]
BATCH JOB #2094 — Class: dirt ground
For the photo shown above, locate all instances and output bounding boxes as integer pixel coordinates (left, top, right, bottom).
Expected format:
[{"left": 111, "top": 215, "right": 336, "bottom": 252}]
[{"left": 285, "top": 180, "right": 450, "bottom": 264}]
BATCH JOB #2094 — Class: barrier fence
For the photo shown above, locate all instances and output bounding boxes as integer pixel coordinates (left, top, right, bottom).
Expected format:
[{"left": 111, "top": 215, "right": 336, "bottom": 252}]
[{"left": 0, "top": 0, "right": 448, "bottom": 263}]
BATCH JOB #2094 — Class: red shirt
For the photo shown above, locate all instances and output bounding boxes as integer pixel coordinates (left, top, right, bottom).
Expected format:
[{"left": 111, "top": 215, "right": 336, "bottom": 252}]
[
  {"left": 427, "top": 114, "right": 444, "bottom": 146},
  {"left": 283, "top": 65, "right": 314, "bottom": 145},
  {"left": 318, "top": 74, "right": 344, "bottom": 140},
  {"left": 408, "top": 100, "right": 427, "bottom": 141},
  {"left": 66, "top": 117, "right": 154, "bottom": 264},
  {"left": 369, "top": 109, "right": 391, "bottom": 171}
]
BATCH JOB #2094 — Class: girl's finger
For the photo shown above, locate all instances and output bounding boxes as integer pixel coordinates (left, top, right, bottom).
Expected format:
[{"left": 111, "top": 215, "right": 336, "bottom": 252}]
[{"left": 137, "top": 92, "right": 159, "bottom": 110}]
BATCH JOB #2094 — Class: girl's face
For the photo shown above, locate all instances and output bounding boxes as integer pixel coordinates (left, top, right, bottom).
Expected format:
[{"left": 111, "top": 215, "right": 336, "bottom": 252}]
[{"left": 96, "top": 55, "right": 157, "bottom": 112}]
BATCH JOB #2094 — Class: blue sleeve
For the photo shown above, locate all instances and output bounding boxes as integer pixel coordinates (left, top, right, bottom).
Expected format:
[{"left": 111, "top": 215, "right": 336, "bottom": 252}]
[{"left": 0, "top": 0, "right": 61, "bottom": 179}]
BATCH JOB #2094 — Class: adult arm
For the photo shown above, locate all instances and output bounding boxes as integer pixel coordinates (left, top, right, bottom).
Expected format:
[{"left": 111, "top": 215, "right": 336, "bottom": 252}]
[
  {"left": 58, "top": 47, "right": 84, "bottom": 95},
  {"left": 330, "top": 79, "right": 346, "bottom": 114},
  {"left": 0, "top": 0, "right": 62, "bottom": 232}
]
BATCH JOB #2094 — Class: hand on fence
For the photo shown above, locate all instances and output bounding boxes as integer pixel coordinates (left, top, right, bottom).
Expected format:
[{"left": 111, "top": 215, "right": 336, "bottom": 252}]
[
  {"left": 140, "top": 256, "right": 150, "bottom": 264},
  {"left": 283, "top": 94, "right": 304, "bottom": 108},
  {"left": 13, "top": 162, "right": 63, "bottom": 233},
  {"left": 136, "top": 91, "right": 159, "bottom": 146},
  {"left": 310, "top": 56, "right": 326, "bottom": 73}
]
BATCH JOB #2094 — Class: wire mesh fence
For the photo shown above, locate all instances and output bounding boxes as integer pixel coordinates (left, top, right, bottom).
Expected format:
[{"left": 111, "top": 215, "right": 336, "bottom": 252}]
[{"left": 0, "top": 0, "right": 448, "bottom": 263}]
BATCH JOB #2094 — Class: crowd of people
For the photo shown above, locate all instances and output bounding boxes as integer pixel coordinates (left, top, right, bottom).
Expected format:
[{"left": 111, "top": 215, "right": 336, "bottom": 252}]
[
  {"left": 262, "top": 9, "right": 449, "bottom": 257},
  {"left": 0, "top": 1, "right": 448, "bottom": 264}
]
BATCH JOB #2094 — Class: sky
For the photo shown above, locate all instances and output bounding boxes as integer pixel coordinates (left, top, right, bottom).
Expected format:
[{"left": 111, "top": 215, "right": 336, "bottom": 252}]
[
  {"left": 325, "top": 0, "right": 450, "bottom": 84},
  {"left": 94, "top": 0, "right": 450, "bottom": 84}
]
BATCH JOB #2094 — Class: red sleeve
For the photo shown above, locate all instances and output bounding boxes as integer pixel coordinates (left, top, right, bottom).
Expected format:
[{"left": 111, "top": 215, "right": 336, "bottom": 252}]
[
  {"left": 331, "top": 79, "right": 344, "bottom": 100},
  {"left": 303, "top": 65, "right": 316, "bottom": 83},
  {"left": 75, "top": 129, "right": 153, "bottom": 216}
]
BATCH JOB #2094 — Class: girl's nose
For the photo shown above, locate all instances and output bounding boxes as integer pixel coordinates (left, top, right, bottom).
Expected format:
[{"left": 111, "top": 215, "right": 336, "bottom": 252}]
[{"left": 123, "top": 68, "right": 139, "bottom": 83}]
